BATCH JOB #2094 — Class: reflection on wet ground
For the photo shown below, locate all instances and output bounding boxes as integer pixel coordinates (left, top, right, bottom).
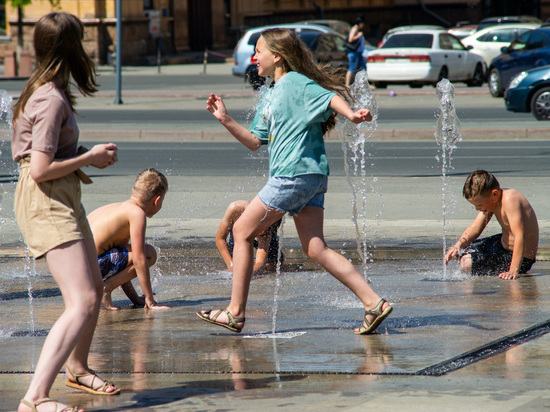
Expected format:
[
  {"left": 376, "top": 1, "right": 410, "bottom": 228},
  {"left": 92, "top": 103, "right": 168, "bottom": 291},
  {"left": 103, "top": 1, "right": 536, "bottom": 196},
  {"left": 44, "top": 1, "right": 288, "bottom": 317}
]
[{"left": 2, "top": 244, "right": 550, "bottom": 410}]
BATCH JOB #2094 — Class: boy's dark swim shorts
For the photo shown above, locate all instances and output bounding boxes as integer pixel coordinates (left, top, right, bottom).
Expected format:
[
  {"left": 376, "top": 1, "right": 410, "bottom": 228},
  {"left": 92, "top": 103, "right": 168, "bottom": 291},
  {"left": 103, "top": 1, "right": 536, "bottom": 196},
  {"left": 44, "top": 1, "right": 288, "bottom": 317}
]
[
  {"left": 98, "top": 246, "right": 129, "bottom": 279},
  {"left": 460, "top": 233, "right": 535, "bottom": 276}
]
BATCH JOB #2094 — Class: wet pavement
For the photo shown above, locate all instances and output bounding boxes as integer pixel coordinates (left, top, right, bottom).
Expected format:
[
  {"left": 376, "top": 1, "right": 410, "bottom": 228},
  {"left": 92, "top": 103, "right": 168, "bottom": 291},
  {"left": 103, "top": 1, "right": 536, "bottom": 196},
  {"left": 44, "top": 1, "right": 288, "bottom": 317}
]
[
  {"left": 2, "top": 64, "right": 550, "bottom": 411},
  {"left": 2, "top": 243, "right": 550, "bottom": 411}
]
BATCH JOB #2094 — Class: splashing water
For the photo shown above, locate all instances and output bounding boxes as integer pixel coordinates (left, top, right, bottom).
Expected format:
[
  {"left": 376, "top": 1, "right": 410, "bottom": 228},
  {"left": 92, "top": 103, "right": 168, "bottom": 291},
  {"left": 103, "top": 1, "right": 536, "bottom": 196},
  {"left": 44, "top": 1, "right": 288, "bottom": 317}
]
[
  {"left": 0, "top": 89, "right": 13, "bottom": 126},
  {"left": 340, "top": 71, "right": 380, "bottom": 279},
  {"left": 434, "top": 79, "right": 462, "bottom": 278},
  {"left": 271, "top": 215, "right": 285, "bottom": 334},
  {"left": 0, "top": 90, "right": 36, "bottom": 335}
]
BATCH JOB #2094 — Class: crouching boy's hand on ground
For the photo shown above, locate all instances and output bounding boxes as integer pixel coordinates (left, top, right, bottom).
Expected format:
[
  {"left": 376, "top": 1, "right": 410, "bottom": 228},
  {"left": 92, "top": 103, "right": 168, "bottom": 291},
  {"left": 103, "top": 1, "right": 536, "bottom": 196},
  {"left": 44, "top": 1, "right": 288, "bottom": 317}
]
[
  {"left": 145, "top": 299, "right": 170, "bottom": 310},
  {"left": 498, "top": 270, "right": 519, "bottom": 280}
]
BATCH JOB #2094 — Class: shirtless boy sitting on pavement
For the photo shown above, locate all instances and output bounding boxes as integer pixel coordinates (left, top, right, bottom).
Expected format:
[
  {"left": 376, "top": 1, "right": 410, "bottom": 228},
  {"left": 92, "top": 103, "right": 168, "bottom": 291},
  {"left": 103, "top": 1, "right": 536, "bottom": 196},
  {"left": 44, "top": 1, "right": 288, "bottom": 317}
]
[
  {"left": 445, "top": 170, "right": 538, "bottom": 279},
  {"left": 88, "top": 168, "right": 170, "bottom": 310}
]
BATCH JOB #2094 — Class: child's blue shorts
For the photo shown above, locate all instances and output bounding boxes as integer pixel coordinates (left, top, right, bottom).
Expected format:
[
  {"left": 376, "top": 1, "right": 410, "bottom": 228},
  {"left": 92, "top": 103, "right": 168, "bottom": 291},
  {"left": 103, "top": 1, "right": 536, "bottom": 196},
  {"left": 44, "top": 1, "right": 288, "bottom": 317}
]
[
  {"left": 98, "top": 246, "right": 129, "bottom": 279},
  {"left": 258, "top": 174, "right": 328, "bottom": 215}
]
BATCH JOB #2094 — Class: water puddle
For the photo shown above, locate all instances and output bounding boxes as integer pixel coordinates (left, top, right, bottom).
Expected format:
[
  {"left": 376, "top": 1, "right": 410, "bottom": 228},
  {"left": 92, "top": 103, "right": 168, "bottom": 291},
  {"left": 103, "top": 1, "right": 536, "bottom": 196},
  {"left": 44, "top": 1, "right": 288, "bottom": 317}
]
[{"left": 242, "top": 331, "right": 307, "bottom": 339}]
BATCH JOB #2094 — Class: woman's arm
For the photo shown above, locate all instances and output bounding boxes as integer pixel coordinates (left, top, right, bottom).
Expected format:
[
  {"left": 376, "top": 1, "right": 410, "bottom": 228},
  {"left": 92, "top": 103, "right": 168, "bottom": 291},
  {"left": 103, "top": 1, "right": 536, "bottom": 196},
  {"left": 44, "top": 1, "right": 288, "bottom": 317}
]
[
  {"left": 348, "top": 25, "right": 362, "bottom": 43},
  {"left": 30, "top": 143, "right": 118, "bottom": 183},
  {"left": 206, "top": 93, "right": 262, "bottom": 151}
]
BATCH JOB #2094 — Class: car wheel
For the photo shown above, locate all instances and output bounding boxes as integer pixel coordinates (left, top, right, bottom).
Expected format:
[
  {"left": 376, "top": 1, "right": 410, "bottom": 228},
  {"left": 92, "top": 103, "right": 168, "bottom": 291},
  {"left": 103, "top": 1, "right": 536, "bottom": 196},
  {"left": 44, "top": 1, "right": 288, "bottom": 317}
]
[
  {"left": 488, "top": 68, "right": 503, "bottom": 97},
  {"left": 434, "top": 67, "right": 448, "bottom": 86},
  {"left": 466, "top": 63, "right": 484, "bottom": 87},
  {"left": 530, "top": 87, "right": 550, "bottom": 120}
]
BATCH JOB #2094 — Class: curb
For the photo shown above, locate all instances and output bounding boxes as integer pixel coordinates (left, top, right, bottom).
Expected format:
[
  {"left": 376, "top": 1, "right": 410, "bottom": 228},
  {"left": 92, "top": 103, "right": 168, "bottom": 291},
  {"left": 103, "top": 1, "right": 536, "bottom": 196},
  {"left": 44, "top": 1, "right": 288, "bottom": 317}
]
[{"left": 79, "top": 127, "right": 550, "bottom": 142}]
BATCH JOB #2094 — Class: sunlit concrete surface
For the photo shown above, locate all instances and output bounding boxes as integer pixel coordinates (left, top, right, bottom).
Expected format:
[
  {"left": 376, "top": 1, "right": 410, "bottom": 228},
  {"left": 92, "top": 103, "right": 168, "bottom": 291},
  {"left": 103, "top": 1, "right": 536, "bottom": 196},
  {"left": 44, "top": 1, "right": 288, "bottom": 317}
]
[
  {"left": 2, "top": 245, "right": 550, "bottom": 411},
  {"left": 2, "top": 63, "right": 550, "bottom": 411}
]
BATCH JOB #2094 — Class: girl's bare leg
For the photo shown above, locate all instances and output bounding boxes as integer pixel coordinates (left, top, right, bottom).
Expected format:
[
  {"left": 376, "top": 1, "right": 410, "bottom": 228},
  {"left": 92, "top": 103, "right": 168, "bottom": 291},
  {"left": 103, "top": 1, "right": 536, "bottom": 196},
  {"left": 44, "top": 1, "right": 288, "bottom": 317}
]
[
  {"left": 200, "top": 196, "right": 285, "bottom": 327},
  {"left": 293, "top": 206, "right": 390, "bottom": 329}
]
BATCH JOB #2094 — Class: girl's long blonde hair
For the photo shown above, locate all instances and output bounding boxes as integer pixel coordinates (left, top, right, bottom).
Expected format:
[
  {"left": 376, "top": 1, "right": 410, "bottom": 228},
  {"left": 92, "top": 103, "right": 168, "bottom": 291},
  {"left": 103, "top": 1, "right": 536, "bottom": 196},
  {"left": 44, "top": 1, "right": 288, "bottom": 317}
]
[
  {"left": 13, "top": 12, "right": 97, "bottom": 126},
  {"left": 261, "top": 28, "right": 350, "bottom": 134}
]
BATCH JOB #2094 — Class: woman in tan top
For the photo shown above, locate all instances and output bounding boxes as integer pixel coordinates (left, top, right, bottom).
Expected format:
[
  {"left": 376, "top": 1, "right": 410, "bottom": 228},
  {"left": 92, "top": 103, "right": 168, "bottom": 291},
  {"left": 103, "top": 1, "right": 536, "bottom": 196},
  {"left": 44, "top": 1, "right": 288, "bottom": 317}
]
[{"left": 13, "top": 12, "right": 119, "bottom": 412}]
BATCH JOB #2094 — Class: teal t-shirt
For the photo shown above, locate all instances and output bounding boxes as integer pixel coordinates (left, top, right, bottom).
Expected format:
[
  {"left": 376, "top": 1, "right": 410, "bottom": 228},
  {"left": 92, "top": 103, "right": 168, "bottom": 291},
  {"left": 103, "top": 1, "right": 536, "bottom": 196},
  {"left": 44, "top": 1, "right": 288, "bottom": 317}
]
[{"left": 249, "top": 71, "right": 336, "bottom": 178}]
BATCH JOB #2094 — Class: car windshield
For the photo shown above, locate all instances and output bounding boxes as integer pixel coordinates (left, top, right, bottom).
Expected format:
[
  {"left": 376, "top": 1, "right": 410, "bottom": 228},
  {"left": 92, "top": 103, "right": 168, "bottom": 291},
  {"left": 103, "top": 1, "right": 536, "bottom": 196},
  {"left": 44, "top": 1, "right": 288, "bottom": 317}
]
[
  {"left": 382, "top": 33, "right": 434, "bottom": 48},
  {"left": 508, "top": 31, "right": 535, "bottom": 52},
  {"left": 297, "top": 32, "right": 321, "bottom": 50}
]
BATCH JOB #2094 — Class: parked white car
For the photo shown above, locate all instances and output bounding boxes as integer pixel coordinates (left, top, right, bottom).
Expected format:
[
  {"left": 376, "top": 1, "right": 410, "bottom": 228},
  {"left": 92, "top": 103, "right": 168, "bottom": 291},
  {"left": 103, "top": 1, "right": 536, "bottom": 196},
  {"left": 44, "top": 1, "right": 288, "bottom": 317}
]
[
  {"left": 366, "top": 29, "right": 486, "bottom": 88},
  {"left": 378, "top": 25, "right": 445, "bottom": 47},
  {"left": 232, "top": 23, "right": 337, "bottom": 78},
  {"left": 461, "top": 23, "right": 540, "bottom": 66},
  {"left": 447, "top": 24, "right": 478, "bottom": 39}
]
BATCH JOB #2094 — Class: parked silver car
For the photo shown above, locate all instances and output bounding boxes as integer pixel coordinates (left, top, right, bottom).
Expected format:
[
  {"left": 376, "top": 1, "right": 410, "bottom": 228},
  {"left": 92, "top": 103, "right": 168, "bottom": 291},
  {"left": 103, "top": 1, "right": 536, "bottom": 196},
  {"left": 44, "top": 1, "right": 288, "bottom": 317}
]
[{"left": 232, "top": 23, "right": 337, "bottom": 79}]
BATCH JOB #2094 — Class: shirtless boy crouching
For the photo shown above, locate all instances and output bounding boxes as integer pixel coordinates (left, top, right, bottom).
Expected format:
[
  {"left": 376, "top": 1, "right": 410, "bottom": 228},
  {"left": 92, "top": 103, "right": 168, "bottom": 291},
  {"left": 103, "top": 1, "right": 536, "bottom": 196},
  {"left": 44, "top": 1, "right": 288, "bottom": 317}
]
[
  {"left": 88, "top": 168, "right": 170, "bottom": 310},
  {"left": 445, "top": 170, "right": 539, "bottom": 279}
]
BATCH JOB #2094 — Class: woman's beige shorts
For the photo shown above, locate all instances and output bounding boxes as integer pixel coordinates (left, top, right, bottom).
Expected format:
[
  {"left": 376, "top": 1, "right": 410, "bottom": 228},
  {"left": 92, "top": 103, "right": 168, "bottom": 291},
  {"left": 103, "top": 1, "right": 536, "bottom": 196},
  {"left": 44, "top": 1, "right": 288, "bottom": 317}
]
[{"left": 15, "top": 161, "right": 92, "bottom": 258}]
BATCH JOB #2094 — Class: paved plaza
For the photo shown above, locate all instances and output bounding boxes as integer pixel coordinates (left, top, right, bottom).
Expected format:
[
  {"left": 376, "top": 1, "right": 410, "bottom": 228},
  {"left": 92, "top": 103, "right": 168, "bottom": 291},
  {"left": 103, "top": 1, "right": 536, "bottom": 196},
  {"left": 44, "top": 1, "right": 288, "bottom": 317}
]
[{"left": 1, "top": 63, "right": 550, "bottom": 411}]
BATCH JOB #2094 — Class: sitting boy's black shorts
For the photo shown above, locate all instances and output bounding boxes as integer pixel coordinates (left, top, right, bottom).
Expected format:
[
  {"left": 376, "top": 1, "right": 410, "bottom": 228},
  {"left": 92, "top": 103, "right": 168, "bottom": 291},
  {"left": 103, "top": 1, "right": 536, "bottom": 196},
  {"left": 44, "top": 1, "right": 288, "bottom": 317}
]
[{"left": 459, "top": 233, "right": 536, "bottom": 276}]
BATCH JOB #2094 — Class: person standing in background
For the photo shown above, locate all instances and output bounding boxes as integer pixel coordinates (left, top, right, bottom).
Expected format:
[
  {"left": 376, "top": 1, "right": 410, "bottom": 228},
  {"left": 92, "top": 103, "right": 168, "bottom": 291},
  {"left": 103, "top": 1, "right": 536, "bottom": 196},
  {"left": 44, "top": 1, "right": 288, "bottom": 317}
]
[{"left": 345, "top": 16, "right": 367, "bottom": 88}]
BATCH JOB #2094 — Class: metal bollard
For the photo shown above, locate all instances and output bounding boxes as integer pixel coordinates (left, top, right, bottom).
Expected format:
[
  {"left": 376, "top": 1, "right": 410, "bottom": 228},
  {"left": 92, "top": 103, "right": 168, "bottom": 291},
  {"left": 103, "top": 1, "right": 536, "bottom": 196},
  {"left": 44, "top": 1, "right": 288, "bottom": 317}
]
[
  {"left": 3, "top": 50, "right": 16, "bottom": 77},
  {"left": 19, "top": 51, "right": 32, "bottom": 76},
  {"left": 203, "top": 48, "right": 208, "bottom": 75}
]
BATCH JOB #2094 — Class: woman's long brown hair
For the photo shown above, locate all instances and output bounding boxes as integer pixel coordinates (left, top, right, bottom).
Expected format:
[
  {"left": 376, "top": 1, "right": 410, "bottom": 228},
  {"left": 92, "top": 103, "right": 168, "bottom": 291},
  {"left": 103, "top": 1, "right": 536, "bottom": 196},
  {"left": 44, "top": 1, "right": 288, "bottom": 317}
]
[{"left": 13, "top": 12, "right": 98, "bottom": 126}]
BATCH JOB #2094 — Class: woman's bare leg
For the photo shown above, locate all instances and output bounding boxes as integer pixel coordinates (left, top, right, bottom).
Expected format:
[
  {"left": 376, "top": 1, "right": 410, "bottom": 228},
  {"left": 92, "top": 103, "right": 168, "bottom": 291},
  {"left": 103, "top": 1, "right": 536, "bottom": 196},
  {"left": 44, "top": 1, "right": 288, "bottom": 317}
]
[{"left": 19, "top": 239, "right": 101, "bottom": 411}]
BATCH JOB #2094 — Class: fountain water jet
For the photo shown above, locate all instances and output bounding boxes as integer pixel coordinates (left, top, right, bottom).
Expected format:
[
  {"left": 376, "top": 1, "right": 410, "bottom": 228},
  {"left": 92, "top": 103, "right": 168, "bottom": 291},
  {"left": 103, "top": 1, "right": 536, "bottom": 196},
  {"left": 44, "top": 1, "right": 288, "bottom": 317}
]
[
  {"left": 270, "top": 216, "right": 285, "bottom": 335},
  {"left": 340, "top": 71, "right": 380, "bottom": 280},
  {"left": 434, "top": 79, "right": 462, "bottom": 278}
]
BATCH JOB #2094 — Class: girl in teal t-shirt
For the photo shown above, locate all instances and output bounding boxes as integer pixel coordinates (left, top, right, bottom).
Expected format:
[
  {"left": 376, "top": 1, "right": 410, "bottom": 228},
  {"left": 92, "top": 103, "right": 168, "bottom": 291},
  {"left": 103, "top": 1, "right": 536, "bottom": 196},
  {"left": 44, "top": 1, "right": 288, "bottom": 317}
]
[{"left": 199, "top": 28, "right": 392, "bottom": 335}]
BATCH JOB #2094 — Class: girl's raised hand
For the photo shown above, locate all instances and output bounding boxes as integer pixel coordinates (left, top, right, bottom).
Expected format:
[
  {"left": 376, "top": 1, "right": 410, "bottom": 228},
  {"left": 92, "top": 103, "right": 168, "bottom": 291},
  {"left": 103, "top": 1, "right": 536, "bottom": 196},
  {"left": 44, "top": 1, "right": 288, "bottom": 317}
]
[
  {"left": 206, "top": 93, "right": 227, "bottom": 121},
  {"left": 351, "top": 109, "right": 373, "bottom": 124}
]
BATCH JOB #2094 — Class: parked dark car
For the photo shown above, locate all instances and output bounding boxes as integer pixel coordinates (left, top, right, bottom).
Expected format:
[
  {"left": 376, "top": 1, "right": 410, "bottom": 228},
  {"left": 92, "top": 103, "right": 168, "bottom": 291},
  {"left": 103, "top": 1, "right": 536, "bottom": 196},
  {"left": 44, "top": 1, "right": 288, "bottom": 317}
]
[
  {"left": 246, "top": 31, "right": 349, "bottom": 89},
  {"left": 488, "top": 27, "right": 550, "bottom": 97},
  {"left": 505, "top": 65, "right": 550, "bottom": 120}
]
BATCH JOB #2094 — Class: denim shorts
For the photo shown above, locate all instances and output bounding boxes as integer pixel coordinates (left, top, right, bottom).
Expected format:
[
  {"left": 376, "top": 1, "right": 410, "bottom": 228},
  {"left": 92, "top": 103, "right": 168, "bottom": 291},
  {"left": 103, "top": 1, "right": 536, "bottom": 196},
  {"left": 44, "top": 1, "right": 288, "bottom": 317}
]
[
  {"left": 347, "top": 51, "right": 366, "bottom": 73},
  {"left": 258, "top": 174, "right": 328, "bottom": 215}
]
